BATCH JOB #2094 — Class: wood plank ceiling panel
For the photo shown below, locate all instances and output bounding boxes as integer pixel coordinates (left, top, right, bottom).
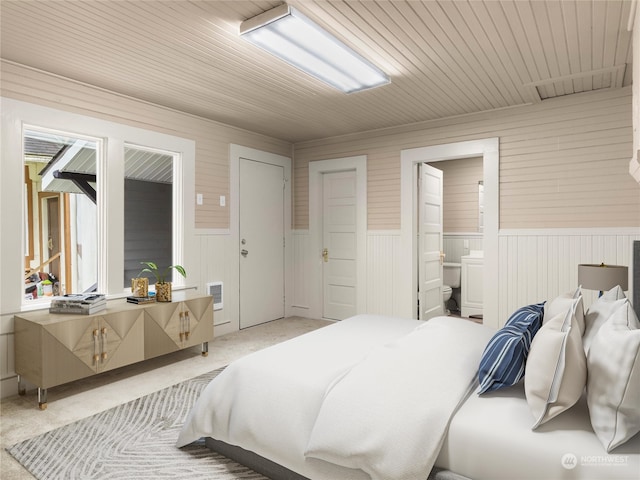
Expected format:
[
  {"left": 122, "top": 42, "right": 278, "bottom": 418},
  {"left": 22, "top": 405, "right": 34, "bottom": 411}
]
[{"left": 0, "top": 0, "right": 633, "bottom": 143}]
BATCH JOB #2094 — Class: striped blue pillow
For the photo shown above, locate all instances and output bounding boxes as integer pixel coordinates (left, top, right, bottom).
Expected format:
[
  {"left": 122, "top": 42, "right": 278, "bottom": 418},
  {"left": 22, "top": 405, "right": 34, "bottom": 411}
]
[{"left": 477, "top": 302, "right": 545, "bottom": 394}]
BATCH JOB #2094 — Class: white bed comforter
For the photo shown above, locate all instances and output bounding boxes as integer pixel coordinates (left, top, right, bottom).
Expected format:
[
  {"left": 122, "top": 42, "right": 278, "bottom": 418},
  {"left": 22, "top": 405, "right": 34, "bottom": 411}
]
[{"left": 177, "top": 315, "right": 494, "bottom": 480}]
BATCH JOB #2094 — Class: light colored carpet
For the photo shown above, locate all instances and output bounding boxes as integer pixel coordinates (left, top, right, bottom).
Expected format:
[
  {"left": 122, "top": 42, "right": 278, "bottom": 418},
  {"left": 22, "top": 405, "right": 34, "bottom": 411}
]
[
  {"left": 5, "top": 316, "right": 472, "bottom": 480},
  {"left": 7, "top": 367, "right": 268, "bottom": 480},
  {"left": 2, "top": 317, "right": 331, "bottom": 480}
]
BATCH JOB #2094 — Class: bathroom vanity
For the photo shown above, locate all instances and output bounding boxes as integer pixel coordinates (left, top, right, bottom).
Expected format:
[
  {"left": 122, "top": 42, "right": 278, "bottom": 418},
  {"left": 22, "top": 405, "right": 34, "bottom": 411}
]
[{"left": 461, "top": 251, "right": 484, "bottom": 318}]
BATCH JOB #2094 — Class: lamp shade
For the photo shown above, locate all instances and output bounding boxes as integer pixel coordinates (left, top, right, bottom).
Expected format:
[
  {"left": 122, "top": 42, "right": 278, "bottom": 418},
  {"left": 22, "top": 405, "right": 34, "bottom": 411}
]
[{"left": 578, "top": 264, "right": 628, "bottom": 291}]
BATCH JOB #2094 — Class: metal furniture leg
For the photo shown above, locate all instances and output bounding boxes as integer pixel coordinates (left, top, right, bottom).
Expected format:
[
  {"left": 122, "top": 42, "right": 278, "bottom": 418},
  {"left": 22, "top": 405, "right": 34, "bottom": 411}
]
[
  {"left": 17, "top": 375, "right": 26, "bottom": 396},
  {"left": 38, "top": 387, "right": 48, "bottom": 410},
  {"left": 201, "top": 341, "right": 209, "bottom": 357}
]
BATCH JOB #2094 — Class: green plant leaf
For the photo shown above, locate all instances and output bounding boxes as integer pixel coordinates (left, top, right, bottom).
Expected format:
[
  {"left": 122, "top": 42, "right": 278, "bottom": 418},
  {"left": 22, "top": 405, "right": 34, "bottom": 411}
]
[
  {"left": 140, "top": 261, "right": 158, "bottom": 270},
  {"left": 136, "top": 262, "right": 186, "bottom": 284},
  {"left": 171, "top": 265, "right": 187, "bottom": 278}
]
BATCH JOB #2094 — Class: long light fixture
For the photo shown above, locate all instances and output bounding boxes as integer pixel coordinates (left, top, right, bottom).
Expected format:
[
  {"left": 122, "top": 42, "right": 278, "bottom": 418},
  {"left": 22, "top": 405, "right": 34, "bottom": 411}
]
[{"left": 240, "top": 4, "right": 390, "bottom": 94}]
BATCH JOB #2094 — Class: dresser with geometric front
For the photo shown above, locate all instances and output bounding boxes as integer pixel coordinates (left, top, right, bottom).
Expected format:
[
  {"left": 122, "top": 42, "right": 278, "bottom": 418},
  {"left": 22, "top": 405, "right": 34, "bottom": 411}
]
[
  {"left": 143, "top": 295, "right": 213, "bottom": 359},
  {"left": 14, "top": 292, "right": 213, "bottom": 409}
]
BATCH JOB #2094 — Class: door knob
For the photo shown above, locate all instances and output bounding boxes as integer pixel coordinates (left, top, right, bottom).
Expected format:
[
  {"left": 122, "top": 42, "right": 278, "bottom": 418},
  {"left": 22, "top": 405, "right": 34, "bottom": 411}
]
[
  {"left": 322, "top": 248, "right": 329, "bottom": 262},
  {"left": 241, "top": 249, "right": 248, "bottom": 257}
]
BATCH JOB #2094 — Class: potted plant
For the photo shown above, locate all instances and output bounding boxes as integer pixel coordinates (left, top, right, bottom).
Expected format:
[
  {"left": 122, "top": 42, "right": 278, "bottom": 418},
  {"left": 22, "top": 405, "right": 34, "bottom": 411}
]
[{"left": 136, "top": 261, "right": 187, "bottom": 302}]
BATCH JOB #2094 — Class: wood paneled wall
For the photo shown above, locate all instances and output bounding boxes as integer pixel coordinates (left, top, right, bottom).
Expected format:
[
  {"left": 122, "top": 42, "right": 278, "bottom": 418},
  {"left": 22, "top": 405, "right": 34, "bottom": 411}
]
[
  {"left": 294, "top": 87, "right": 638, "bottom": 230},
  {"left": 428, "top": 157, "right": 483, "bottom": 233},
  {"left": 0, "top": 60, "right": 292, "bottom": 230}
]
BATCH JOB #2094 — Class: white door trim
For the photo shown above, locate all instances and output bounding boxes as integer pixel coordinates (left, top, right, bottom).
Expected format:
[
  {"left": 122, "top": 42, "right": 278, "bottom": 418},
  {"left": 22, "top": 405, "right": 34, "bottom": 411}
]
[
  {"left": 400, "top": 138, "right": 499, "bottom": 328},
  {"left": 309, "top": 156, "right": 367, "bottom": 320},
  {"left": 230, "top": 144, "right": 292, "bottom": 330}
]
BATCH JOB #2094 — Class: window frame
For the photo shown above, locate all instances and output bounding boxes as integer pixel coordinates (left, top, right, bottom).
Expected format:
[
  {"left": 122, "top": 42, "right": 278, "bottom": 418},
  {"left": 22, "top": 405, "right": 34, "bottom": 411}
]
[
  {"left": 123, "top": 142, "right": 183, "bottom": 288},
  {"left": 1, "top": 98, "right": 195, "bottom": 313}
]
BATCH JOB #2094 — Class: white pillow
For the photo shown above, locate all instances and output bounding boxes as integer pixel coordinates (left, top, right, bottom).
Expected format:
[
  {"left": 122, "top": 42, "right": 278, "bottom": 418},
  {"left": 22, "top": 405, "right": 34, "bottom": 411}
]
[
  {"left": 545, "top": 286, "right": 585, "bottom": 335},
  {"left": 582, "top": 285, "right": 626, "bottom": 355},
  {"left": 587, "top": 299, "right": 640, "bottom": 452},
  {"left": 525, "top": 297, "right": 587, "bottom": 429}
]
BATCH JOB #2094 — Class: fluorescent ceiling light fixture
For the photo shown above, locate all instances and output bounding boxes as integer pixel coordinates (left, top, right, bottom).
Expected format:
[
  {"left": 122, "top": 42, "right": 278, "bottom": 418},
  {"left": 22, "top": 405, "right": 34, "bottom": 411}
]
[{"left": 240, "top": 4, "right": 390, "bottom": 93}]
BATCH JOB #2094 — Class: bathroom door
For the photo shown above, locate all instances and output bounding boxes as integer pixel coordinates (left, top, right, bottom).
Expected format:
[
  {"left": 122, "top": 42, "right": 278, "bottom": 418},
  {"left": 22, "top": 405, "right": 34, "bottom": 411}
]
[{"left": 418, "top": 163, "right": 443, "bottom": 320}]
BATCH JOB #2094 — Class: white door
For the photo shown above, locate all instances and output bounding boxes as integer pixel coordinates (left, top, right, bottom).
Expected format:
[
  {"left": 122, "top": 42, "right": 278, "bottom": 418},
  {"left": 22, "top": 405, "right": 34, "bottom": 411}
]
[
  {"left": 418, "top": 163, "right": 444, "bottom": 320},
  {"left": 239, "top": 158, "right": 285, "bottom": 328},
  {"left": 322, "top": 170, "right": 357, "bottom": 320}
]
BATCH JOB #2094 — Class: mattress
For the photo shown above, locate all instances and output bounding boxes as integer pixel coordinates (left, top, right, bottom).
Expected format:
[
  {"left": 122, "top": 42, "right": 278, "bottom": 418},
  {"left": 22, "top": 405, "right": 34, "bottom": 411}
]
[{"left": 437, "top": 381, "right": 640, "bottom": 480}]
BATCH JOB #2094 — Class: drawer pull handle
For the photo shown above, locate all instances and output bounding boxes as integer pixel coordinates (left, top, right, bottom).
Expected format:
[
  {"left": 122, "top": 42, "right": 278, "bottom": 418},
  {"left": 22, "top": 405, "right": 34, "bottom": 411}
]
[
  {"left": 93, "top": 329, "right": 99, "bottom": 365},
  {"left": 101, "top": 328, "right": 108, "bottom": 362}
]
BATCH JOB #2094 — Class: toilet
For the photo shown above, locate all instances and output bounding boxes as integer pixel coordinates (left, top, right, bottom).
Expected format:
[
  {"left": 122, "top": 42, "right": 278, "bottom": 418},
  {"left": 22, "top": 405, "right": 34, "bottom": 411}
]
[{"left": 443, "top": 262, "right": 461, "bottom": 314}]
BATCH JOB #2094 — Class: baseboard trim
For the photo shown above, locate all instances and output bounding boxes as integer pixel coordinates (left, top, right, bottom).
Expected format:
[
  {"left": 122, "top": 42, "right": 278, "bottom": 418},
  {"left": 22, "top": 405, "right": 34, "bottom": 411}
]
[{"left": 1, "top": 375, "right": 19, "bottom": 399}]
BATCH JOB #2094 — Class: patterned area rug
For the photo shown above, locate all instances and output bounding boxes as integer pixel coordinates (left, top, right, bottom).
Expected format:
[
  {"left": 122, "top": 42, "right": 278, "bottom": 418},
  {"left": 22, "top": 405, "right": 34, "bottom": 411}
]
[{"left": 7, "top": 368, "right": 267, "bottom": 479}]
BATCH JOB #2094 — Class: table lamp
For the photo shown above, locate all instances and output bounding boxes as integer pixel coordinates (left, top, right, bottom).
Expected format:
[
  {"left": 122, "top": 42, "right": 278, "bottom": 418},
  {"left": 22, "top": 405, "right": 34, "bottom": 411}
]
[{"left": 578, "top": 263, "right": 628, "bottom": 296}]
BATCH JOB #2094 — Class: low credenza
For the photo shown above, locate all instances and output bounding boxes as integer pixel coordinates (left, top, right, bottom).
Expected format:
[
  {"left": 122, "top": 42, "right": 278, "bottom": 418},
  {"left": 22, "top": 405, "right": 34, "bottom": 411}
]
[{"left": 14, "top": 292, "right": 213, "bottom": 409}]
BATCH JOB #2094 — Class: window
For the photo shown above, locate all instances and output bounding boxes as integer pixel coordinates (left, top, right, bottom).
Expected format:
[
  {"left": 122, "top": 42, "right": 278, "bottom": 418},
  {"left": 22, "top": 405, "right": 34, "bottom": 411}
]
[
  {"left": 23, "top": 128, "right": 100, "bottom": 303},
  {"left": 123, "top": 145, "right": 175, "bottom": 287},
  {"left": 0, "top": 98, "right": 195, "bottom": 312}
]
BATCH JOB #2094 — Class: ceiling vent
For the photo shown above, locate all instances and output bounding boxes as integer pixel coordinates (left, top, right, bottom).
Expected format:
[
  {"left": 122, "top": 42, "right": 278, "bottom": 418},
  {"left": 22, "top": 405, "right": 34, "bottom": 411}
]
[{"left": 524, "top": 64, "right": 627, "bottom": 102}]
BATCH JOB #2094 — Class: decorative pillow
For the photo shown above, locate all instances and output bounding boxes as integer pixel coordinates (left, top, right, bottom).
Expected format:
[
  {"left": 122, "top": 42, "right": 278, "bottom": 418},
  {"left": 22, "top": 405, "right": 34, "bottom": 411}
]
[
  {"left": 525, "top": 297, "right": 587, "bottom": 429},
  {"left": 544, "top": 286, "right": 585, "bottom": 335},
  {"left": 582, "top": 285, "right": 626, "bottom": 355},
  {"left": 477, "top": 302, "right": 545, "bottom": 394},
  {"left": 587, "top": 299, "right": 640, "bottom": 452}
]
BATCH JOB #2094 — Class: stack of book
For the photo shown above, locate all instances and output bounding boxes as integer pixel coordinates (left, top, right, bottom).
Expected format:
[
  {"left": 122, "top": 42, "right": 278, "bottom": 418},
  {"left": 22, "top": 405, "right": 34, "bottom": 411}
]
[
  {"left": 126, "top": 295, "right": 156, "bottom": 305},
  {"left": 49, "top": 293, "right": 107, "bottom": 315}
]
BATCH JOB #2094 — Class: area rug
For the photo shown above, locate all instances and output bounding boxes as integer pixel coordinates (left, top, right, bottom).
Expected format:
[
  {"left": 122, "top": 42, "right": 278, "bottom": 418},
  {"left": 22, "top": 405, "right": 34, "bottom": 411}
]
[{"left": 7, "top": 367, "right": 267, "bottom": 479}]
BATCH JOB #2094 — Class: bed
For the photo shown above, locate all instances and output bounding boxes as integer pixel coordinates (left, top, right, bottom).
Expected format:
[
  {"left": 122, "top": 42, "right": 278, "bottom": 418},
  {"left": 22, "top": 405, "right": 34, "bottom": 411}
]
[{"left": 177, "top": 310, "right": 640, "bottom": 480}]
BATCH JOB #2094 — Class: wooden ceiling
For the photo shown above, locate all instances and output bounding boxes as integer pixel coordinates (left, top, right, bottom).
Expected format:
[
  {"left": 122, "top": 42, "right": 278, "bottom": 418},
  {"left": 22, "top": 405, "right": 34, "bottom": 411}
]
[{"left": 0, "top": 0, "right": 634, "bottom": 143}]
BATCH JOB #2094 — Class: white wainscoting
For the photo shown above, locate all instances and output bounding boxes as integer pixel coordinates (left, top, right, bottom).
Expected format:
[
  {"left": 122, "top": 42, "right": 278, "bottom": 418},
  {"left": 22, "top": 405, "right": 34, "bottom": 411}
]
[
  {"left": 195, "top": 231, "right": 238, "bottom": 335},
  {"left": 366, "top": 231, "right": 405, "bottom": 317},
  {"left": 443, "top": 234, "right": 484, "bottom": 264},
  {"left": 293, "top": 228, "right": 639, "bottom": 326},
  {"left": 2, "top": 228, "right": 638, "bottom": 398},
  {"left": 498, "top": 229, "right": 640, "bottom": 323},
  {"left": 291, "top": 230, "right": 311, "bottom": 315}
]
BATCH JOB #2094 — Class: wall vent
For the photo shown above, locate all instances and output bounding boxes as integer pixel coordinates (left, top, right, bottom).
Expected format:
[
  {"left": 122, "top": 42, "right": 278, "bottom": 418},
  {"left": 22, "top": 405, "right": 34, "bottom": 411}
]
[{"left": 206, "top": 282, "right": 223, "bottom": 311}]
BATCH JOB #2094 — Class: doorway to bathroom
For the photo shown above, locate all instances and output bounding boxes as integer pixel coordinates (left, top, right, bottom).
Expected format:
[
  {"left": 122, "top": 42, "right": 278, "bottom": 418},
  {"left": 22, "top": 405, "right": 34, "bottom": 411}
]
[
  {"left": 399, "top": 138, "right": 499, "bottom": 328},
  {"left": 426, "top": 157, "right": 484, "bottom": 320}
]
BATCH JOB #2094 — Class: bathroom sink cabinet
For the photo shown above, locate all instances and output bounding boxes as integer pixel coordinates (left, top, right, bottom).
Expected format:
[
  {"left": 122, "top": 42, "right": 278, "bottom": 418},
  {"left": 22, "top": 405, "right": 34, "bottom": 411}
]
[{"left": 461, "top": 255, "right": 484, "bottom": 318}]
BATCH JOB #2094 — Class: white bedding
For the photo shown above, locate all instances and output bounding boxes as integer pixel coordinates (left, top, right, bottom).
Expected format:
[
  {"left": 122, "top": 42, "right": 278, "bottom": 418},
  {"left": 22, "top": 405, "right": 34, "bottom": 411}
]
[
  {"left": 177, "top": 314, "right": 423, "bottom": 479},
  {"left": 437, "top": 381, "right": 640, "bottom": 480},
  {"left": 177, "top": 314, "right": 493, "bottom": 480},
  {"left": 305, "top": 317, "right": 494, "bottom": 480},
  {"left": 177, "top": 313, "right": 640, "bottom": 480}
]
